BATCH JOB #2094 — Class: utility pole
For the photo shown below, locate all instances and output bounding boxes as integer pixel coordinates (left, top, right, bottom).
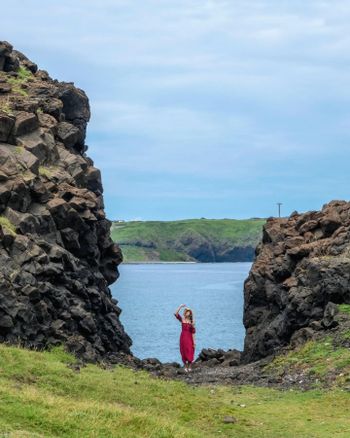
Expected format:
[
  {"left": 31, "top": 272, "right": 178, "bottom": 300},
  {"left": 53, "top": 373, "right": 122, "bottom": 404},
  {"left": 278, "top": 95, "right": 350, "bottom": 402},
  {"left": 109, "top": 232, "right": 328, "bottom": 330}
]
[{"left": 277, "top": 202, "right": 282, "bottom": 218}]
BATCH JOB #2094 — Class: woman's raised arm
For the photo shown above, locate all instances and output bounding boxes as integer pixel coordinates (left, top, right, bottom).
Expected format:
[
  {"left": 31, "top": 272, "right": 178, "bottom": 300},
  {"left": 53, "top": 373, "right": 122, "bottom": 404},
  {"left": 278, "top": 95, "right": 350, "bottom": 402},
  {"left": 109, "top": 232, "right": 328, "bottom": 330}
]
[
  {"left": 174, "top": 304, "right": 186, "bottom": 315},
  {"left": 174, "top": 304, "right": 185, "bottom": 321}
]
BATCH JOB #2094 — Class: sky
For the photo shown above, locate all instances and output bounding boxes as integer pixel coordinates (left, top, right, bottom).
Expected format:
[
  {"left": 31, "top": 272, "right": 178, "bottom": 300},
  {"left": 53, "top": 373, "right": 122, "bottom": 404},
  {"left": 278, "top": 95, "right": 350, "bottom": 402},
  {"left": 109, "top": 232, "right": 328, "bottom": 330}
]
[{"left": 2, "top": 0, "right": 350, "bottom": 220}]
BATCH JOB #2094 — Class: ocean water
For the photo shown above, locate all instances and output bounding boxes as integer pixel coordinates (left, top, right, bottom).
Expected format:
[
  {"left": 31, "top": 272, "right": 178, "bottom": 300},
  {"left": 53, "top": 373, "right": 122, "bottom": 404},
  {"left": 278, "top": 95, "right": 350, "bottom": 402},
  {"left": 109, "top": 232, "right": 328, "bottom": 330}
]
[{"left": 111, "top": 262, "right": 251, "bottom": 363}]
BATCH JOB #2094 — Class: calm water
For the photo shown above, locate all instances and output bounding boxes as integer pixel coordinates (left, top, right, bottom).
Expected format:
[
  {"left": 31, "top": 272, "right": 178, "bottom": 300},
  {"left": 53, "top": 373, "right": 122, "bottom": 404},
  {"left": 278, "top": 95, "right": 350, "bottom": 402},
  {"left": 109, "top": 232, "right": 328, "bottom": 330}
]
[{"left": 111, "top": 263, "right": 251, "bottom": 363}]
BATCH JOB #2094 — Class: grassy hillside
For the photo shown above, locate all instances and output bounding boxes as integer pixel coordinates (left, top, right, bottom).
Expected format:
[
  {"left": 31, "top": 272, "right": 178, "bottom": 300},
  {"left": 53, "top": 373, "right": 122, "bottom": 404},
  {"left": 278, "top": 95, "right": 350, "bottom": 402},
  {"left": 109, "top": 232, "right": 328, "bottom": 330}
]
[
  {"left": 0, "top": 345, "right": 349, "bottom": 437},
  {"left": 111, "top": 219, "right": 265, "bottom": 263}
]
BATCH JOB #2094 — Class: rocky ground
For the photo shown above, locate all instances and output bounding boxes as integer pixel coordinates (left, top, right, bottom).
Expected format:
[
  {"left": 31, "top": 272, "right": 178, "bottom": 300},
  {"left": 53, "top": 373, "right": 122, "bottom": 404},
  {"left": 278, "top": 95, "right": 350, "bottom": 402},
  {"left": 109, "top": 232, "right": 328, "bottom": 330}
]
[
  {"left": 113, "top": 305, "right": 349, "bottom": 391},
  {"left": 0, "top": 41, "right": 131, "bottom": 361}
]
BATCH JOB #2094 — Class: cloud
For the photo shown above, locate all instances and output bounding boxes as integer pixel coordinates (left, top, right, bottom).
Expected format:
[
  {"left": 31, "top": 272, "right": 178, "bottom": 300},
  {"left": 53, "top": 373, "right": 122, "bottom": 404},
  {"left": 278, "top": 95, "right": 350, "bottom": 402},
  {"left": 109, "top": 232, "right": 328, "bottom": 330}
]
[{"left": 1, "top": 0, "right": 350, "bottom": 219}]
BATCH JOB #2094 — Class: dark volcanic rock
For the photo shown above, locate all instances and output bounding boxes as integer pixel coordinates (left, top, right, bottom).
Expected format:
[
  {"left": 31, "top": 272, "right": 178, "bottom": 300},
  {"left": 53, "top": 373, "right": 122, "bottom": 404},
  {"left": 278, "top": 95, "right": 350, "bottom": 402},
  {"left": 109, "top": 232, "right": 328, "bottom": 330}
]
[
  {"left": 242, "top": 201, "right": 350, "bottom": 363},
  {"left": 196, "top": 348, "right": 241, "bottom": 367},
  {"left": 174, "top": 230, "right": 258, "bottom": 262},
  {"left": 0, "top": 112, "right": 15, "bottom": 142},
  {"left": 0, "top": 41, "right": 131, "bottom": 361}
]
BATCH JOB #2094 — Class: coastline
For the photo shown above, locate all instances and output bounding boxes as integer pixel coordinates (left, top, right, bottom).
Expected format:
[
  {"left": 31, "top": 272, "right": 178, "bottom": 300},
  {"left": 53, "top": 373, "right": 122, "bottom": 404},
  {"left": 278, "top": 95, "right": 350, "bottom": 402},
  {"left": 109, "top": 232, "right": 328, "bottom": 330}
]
[
  {"left": 121, "top": 261, "right": 198, "bottom": 265},
  {"left": 121, "top": 261, "right": 253, "bottom": 265}
]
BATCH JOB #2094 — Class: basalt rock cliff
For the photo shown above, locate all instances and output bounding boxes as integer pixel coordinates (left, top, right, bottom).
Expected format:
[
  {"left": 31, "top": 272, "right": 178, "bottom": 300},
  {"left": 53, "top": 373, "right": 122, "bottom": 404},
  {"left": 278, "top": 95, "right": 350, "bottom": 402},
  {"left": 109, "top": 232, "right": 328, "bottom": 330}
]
[
  {"left": 0, "top": 41, "right": 131, "bottom": 361},
  {"left": 242, "top": 200, "right": 350, "bottom": 363}
]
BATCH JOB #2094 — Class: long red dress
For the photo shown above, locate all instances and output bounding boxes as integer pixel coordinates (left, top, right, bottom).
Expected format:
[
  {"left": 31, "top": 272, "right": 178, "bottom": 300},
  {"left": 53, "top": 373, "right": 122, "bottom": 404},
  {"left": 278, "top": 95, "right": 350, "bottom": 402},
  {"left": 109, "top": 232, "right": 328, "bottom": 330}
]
[{"left": 174, "top": 313, "right": 196, "bottom": 364}]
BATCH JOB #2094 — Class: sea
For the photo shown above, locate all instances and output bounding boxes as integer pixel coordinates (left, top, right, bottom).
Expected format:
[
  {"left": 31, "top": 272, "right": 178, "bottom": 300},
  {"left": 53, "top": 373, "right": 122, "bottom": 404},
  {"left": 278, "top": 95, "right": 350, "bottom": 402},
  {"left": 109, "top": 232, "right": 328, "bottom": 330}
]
[{"left": 111, "top": 262, "right": 251, "bottom": 363}]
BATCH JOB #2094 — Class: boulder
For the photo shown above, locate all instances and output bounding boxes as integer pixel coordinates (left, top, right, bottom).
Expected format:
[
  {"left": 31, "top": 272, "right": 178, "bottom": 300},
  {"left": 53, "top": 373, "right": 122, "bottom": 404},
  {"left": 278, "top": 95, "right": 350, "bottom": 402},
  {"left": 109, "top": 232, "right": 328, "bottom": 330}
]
[
  {"left": 196, "top": 348, "right": 241, "bottom": 367},
  {"left": 12, "top": 112, "right": 38, "bottom": 137},
  {"left": 0, "top": 41, "right": 12, "bottom": 70},
  {"left": 0, "top": 82, "right": 11, "bottom": 94},
  {"left": 0, "top": 112, "right": 15, "bottom": 142},
  {"left": 56, "top": 121, "right": 80, "bottom": 148},
  {"left": 322, "top": 302, "right": 339, "bottom": 329}
]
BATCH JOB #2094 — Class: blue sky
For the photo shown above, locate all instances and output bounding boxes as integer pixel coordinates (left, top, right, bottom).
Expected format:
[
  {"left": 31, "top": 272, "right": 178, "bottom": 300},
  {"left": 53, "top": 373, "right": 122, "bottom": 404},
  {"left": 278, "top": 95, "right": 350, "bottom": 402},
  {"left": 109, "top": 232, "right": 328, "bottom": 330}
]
[{"left": 2, "top": 1, "right": 350, "bottom": 220}]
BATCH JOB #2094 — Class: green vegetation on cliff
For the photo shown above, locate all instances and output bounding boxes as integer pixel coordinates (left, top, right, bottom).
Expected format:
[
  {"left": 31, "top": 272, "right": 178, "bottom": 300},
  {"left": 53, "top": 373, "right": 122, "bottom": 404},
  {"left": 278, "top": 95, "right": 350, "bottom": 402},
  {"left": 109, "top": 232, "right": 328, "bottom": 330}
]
[
  {"left": 0, "top": 345, "right": 349, "bottom": 437},
  {"left": 263, "top": 305, "right": 350, "bottom": 389},
  {"left": 111, "top": 218, "right": 265, "bottom": 263}
]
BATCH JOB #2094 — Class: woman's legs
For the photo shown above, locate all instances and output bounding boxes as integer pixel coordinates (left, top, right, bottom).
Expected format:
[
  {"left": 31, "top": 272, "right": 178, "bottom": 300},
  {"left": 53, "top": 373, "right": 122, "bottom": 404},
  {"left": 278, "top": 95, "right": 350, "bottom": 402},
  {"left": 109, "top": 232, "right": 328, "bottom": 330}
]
[{"left": 184, "top": 361, "right": 193, "bottom": 372}]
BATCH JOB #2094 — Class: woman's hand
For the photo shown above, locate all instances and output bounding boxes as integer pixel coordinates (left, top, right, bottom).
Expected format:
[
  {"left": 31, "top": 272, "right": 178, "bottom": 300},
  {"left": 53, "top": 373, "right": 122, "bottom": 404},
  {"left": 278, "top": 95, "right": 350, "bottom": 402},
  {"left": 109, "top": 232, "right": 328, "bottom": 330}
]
[{"left": 175, "top": 304, "right": 186, "bottom": 315}]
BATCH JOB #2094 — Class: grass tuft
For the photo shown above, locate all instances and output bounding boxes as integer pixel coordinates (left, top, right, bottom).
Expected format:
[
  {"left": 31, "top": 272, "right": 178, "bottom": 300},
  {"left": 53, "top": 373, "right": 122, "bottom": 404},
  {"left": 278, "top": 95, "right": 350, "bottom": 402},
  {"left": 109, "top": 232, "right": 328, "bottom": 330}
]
[
  {"left": 6, "top": 66, "right": 32, "bottom": 97},
  {"left": 339, "top": 304, "right": 350, "bottom": 314},
  {"left": 0, "top": 97, "right": 14, "bottom": 116},
  {"left": 38, "top": 166, "right": 52, "bottom": 178},
  {"left": 16, "top": 66, "right": 33, "bottom": 81},
  {"left": 0, "top": 216, "right": 17, "bottom": 235},
  {"left": 14, "top": 146, "right": 24, "bottom": 155}
]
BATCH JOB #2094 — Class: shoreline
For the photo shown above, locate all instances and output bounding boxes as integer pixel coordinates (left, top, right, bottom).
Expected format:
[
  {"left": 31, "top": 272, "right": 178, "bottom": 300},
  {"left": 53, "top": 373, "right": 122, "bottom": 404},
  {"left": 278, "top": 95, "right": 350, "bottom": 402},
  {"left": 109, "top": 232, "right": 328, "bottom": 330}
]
[
  {"left": 121, "top": 261, "right": 253, "bottom": 265},
  {"left": 121, "top": 261, "right": 198, "bottom": 265}
]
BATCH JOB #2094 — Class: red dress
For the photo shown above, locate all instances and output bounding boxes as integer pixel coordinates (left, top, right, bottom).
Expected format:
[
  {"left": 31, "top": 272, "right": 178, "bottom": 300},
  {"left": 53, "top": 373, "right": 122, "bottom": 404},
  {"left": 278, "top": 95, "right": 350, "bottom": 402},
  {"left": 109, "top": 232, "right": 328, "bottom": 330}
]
[{"left": 175, "top": 313, "right": 196, "bottom": 364}]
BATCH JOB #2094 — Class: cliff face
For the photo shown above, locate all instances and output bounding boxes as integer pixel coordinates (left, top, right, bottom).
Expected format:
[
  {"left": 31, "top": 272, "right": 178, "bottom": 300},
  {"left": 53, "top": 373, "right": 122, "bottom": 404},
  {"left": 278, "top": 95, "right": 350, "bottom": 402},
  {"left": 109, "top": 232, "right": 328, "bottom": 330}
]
[
  {"left": 112, "top": 219, "right": 264, "bottom": 263},
  {"left": 242, "top": 200, "right": 350, "bottom": 363},
  {"left": 173, "top": 233, "right": 255, "bottom": 262},
  {"left": 0, "top": 42, "right": 131, "bottom": 361}
]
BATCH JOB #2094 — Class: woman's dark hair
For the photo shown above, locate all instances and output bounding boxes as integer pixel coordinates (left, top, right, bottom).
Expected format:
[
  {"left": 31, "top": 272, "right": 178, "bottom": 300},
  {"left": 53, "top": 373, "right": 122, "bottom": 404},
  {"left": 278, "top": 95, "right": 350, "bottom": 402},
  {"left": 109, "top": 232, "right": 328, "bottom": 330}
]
[{"left": 185, "top": 308, "right": 194, "bottom": 325}]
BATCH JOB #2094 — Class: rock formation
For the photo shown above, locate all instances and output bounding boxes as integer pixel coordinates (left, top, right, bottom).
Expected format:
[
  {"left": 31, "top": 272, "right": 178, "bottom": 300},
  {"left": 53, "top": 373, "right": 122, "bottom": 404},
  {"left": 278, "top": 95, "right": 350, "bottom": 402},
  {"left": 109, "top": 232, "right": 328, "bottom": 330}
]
[
  {"left": 0, "top": 41, "right": 131, "bottom": 361},
  {"left": 175, "top": 235, "right": 255, "bottom": 262},
  {"left": 242, "top": 200, "right": 350, "bottom": 363}
]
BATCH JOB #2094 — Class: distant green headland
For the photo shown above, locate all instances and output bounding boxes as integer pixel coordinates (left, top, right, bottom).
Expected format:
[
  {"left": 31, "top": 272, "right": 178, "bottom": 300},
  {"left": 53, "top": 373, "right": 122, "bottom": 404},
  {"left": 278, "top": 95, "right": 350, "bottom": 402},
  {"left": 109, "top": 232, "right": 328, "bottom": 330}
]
[{"left": 111, "top": 218, "right": 265, "bottom": 263}]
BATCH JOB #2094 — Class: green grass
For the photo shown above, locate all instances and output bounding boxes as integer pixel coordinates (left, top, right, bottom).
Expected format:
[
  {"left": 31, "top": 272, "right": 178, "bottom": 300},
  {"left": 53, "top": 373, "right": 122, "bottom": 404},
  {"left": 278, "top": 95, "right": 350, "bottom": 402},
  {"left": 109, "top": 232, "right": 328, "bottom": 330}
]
[
  {"left": 38, "top": 166, "right": 51, "bottom": 178},
  {"left": 158, "top": 247, "right": 189, "bottom": 261},
  {"left": 0, "top": 345, "right": 349, "bottom": 437},
  {"left": 342, "top": 330, "right": 350, "bottom": 340},
  {"left": 112, "top": 218, "right": 265, "bottom": 262},
  {"left": 14, "top": 146, "right": 24, "bottom": 155},
  {"left": 16, "top": 66, "right": 33, "bottom": 81},
  {"left": 0, "top": 99, "right": 14, "bottom": 115},
  {"left": 112, "top": 219, "right": 265, "bottom": 243},
  {"left": 6, "top": 66, "right": 32, "bottom": 97},
  {"left": 266, "top": 335, "right": 350, "bottom": 382},
  {"left": 339, "top": 304, "right": 350, "bottom": 314},
  {"left": 0, "top": 216, "right": 16, "bottom": 235},
  {"left": 119, "top": 245, "right": 151, "bottom": 262},
  {"left": 120, "top": 245, "right": 189, "bottom": 263},
  {"left": 38, "top": 166, "right": 57, "bottom": 178}
]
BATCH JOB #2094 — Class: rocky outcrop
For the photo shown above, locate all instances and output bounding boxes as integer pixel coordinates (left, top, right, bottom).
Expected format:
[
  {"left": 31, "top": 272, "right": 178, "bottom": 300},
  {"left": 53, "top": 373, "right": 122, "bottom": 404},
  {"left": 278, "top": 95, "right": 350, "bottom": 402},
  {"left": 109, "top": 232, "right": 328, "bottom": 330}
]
[
  {"left": 0, "top": 41, "right": 131, "bottom": 361},
  {"left": 176, "top": 233, "right": 255, "bottom": 262},
  {"left": 242, "top": 201, "right": 350, "bottom": 363}
]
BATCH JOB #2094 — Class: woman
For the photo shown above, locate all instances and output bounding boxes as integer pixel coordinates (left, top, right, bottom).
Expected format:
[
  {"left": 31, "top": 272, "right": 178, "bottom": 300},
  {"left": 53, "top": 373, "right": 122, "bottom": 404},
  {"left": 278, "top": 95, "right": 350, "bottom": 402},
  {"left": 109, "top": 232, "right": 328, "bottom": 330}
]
[{"left": 174, "top": 303, "right": 196, "bottom": 372}]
